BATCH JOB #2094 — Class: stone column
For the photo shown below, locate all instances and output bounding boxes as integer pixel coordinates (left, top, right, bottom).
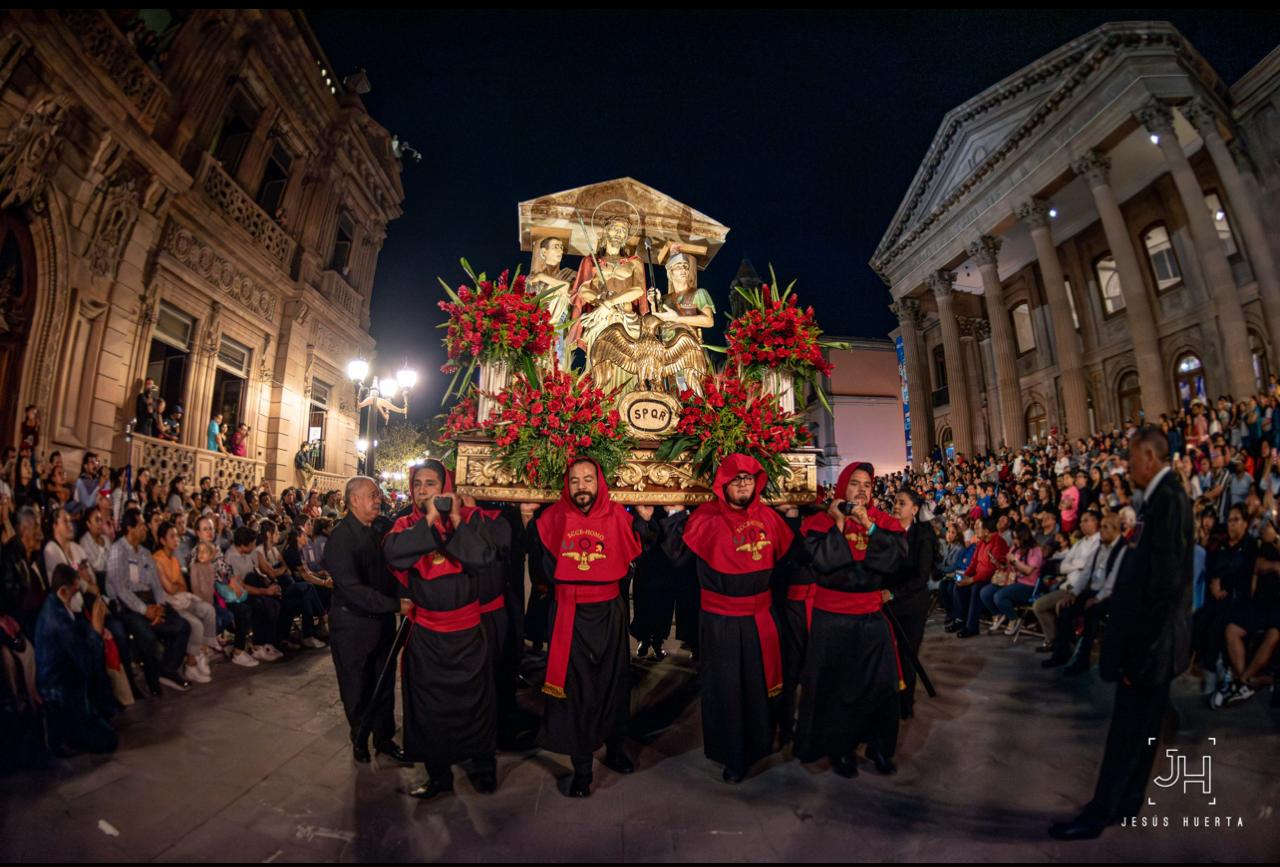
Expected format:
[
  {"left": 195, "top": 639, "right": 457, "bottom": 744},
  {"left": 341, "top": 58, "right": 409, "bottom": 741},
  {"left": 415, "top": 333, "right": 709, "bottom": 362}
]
[
  {"left": 958, "top": 316, "right": 988, "bottom": 454},
  {"left": 891, "top": 298, "right": 929, "bottom": 468},
  {"left": 967, "top": 235, "right": 1024, "bottom": 449},
  {"left": 976, "top": 319, "right": 1003, "bottom": 448},
  {"left": 1016, "top": 198, "right": 1091, "bottom": 436},
  {"left": 929, "top": 271, "right": 974, "bottom": 458},
  {"left": 1072, "top": 149, "right": 1170, "bottom": 418},
  {"left": 1184, "top": 97, "right": 1280, "bottom": 365},
  {"left": 1136, "top": 99, "right": 1255, "bottom": 399}
]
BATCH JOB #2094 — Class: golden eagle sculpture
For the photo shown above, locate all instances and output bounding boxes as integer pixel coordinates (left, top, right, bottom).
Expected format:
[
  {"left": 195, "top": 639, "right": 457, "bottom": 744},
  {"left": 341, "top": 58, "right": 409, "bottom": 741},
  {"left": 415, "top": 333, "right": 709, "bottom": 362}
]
[{"left": 588, "top": 313, "right": 708, "bottom": 396}]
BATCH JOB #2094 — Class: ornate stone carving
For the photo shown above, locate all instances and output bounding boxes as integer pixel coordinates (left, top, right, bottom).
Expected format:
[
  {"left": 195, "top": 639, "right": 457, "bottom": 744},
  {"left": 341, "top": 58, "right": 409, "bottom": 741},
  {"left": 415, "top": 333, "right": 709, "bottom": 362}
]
[
  {"left": 1015, "top": 198, "right": 1052, "bottom": 230},
  {"left": 0, "top": 94, "right": 69, "bottom": 212},
  {"left": 87, "top": 173, "right": 141, "bottom": 279},
  {"left": 302, "top": 344, "right": 316, "bottom": 398},
  {"left": 259, "top": 333, "right": 274, "bottom": 383},
  {"left": 0, "top": 263, "right": 24, "bottom": 336},
  {"left": 200, "top": 301, "right": 222, "bottom": 358},
  {"left": 310, "top": 319, "right": 342, "bottom": 359},
  {"left": 1134, "top": 99, "right": 1175, "bottom": 136},
  {"left": 927, "top": 270, "right": 957, "bottom": 298},
  {"left": 197, "top": 155, "right": 295, "bottom": 269},
  {"left": 1180, "top": 97, "right": 1220, "bottom": 138},
  {"left": 957, "top": 316, "right": 984, "bottom": 340},
  {"left": 58, "top": 10, "right": 163, "bottom": 123},
  {"left": 973, "top": 319, "right": 992, "bottom": 342},
  {"left": 1071, "top": 149, "right": 1111, "bottom": 187},
  {"left": 890, "top": 297, "right": 922, "bottom": 328},
  {"left": 966, "top": 235, "right": 1002, "bottom": 268},
  {"left": 0, "top": 32, "right": 29, "bottom": 93},
  {"left": 137, "top": 280, "right": 159, "bottom": 326},
  {"left": 160, "top": 220, "right": 279, "bottom": 322}
]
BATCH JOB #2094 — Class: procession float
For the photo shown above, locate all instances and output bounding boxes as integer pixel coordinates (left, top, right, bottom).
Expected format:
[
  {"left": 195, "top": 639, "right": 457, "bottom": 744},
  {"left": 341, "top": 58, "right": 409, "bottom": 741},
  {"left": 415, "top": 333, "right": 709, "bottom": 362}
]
[{"left": 437, "top": 178, "right": 845, "bottom": 505}]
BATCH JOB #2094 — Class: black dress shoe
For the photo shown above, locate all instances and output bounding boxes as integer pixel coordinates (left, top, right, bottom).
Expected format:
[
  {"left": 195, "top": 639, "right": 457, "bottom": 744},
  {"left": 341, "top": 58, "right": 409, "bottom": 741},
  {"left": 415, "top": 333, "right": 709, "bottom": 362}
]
[
  {"left": 375, "top": 741, "right": 410, "bottom": 763},
  {"left": 409, "top": 778, "right": 454, "bottom": 800},
  {"left": 866, "top": 749, "right": 897, "bottom": 776},
  {"left": 1035, "top": 642, "right": 1054, "bottom": 653},
  {"left": 650, "top": 646, "right": 668, "bottom": 662},
  {"left": 1062, "top": 662, "right": 1090, "bottom": 677},
  {"left": 636, "top": 641, "right": 651, "bottom": 659},
  {"left": 1042, "top": 656, "right": 1069, "bottom": 669},
  {"left": 472, "top": 773, "right": 497, "bottom": 794},
  {"left": 956, "top": 629, "right": 977, "bottom": 639},
  {"left": 831, "top": 756, "right": 858, "bottom": 778},
  {"left": 943, "top": 620, "right": 961, "bottom": 633},
  {"left": 567, "top": 774, "right": 592, "bottom": 797},
  {"left": 722, "top": 767, "right": 745, "bottom": 784},
  {"left": 352, "top": 742, "right": 371, "bottom": 763},
  {"left": 602, "top": 750, "right": 635, "bottom": 774},
  {"left": 1048, "top": 817, "right": 1105, "bottom": 841}
]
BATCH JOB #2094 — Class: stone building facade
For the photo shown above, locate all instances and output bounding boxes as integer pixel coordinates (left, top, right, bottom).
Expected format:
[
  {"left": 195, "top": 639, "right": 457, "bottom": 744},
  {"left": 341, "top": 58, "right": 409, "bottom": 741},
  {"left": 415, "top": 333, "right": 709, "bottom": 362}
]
[
  {"left": 871, "top": 22, "right": 1280, "bottom": 465},
  {"left": 0, "top": 10, "right": 402, "bottom": 491}
]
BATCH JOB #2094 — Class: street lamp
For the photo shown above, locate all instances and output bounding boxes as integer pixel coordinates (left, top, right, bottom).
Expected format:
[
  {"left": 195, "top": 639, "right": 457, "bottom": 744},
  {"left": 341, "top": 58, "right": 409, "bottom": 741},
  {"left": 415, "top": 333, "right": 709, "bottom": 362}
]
[{"left": 348, "top": 357, "right": 418, "bottom": 480}]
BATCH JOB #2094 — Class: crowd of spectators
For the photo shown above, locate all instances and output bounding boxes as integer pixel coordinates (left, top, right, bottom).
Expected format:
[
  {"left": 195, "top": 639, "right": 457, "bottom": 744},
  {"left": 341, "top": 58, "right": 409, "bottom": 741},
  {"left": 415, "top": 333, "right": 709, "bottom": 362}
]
[
  {"left": 869, "top": 391, "right": 1280, "bottom": 711},
  {"left": 1, "top": 415, "right": 346, "bottom": 767}
]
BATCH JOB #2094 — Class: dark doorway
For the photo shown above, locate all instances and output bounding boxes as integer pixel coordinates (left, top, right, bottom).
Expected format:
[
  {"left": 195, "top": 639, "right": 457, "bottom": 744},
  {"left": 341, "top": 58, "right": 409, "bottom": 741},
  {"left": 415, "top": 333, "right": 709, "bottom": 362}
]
[
  {"left": 212, "top": 369, "right": 246, "bottom": 444},
  {"left": 0, "top": 212, "right": 37, "bottom": 446},
  {"left": 146, "top": 339, "right": 188, "bottom": 417}
]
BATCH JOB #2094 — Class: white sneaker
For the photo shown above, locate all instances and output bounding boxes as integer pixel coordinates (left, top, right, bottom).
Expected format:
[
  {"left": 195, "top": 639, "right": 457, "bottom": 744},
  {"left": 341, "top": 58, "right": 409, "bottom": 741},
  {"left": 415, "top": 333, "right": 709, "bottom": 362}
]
[
  {"left": 989, "top": 615, "right": 1006, "bottom": 633},
  {"left": 1004, "top": 620, "right": 1020, "bottom": 636},
  {"left": 301, "top": 636, "right": 326, "bottom": 649},
  {"left": 262, "top": 644, "right": 284, "bottom": 661},
  {"left": 196, "top": 654, "right": 212, "bottom": 676},
  {"left": 183, "top": 664, "right": 211, "bottom": 684},
  {"left": 251, "top": 646, "right": 274, "bottom": 662},
  {"left": 232, "top": 650, "right": 260, "bottom": 668}
]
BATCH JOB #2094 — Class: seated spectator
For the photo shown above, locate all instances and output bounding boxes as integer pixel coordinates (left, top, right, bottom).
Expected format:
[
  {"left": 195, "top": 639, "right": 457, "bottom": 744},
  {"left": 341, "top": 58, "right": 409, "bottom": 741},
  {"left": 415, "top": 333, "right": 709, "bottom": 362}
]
[
  {"left": 1193, "top": 504, "right": 1256, "bottom": 691},
  {"left": 225, "top": 526, "right": 283, "bottom": 662},
  {"left": 166, "top": 476, "right": 191, "bottom": 516},
  {"left": 1031, "top": 511, "right": 1102, "bottom": 651},
  {"left": 254, "top": 520, "right": 325, "bottom": 650},
  {"left": 153, "top": 522, "right": 216, "bottom": 683},
  {"left": 981, "top": 523, "right": 1044, "bottom": 635},
  {"left": 1042, "top": 513, "right": 1126, "bottom": 675},
  {"left": 72, "top": 452, "right": 104, "bottom": 516},
  {"left": 202, "top": 541, "right": 257, "bottom": 668},
  {"left": 1213, "top": 518, "right": 1280, "bottom": 708},
  {"left": 34, "top": 564, "right": 118, "bottom": 756},
  {"left": 3, "top": 507, "right": 47, "bottom": 633},
  {"left": 106, "top": 509, "right": 191, "bottom": 694},
  {"left": 42, "top": 506, "right": 92, "bottom": 588},
  {"left": 945, "top": 517, "right": 1008, "bottom": 638}
]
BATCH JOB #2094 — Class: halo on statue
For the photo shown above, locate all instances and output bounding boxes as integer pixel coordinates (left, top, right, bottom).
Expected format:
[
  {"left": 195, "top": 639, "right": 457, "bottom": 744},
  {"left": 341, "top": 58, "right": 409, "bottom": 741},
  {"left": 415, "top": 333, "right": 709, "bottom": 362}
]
[{"left": 590, "top": 199, "right": 645, "bottom": 251}]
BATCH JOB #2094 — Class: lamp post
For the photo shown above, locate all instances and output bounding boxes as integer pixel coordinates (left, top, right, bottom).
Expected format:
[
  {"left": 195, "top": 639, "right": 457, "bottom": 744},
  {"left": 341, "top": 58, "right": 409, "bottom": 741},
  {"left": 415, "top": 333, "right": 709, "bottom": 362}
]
[{"left": 347, "top": 358, "right": 417, "bottom": 482}]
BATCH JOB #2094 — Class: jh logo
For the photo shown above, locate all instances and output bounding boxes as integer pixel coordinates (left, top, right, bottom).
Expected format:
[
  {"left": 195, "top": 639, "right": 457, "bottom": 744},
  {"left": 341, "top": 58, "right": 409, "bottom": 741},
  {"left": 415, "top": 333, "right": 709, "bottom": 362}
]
[{"left": 1150, "top": 737, "right": 1215, "bottom": 806}]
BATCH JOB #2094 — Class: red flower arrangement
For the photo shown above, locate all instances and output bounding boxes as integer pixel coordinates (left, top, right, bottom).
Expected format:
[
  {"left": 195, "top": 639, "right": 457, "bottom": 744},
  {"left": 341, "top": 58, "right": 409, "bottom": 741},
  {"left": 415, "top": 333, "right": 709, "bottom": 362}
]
[
  {"left": 725, "top": 266, "right": 848, "bottom": 412},
  {"left": 437, "top": 260, "right": 554, "bottom": 396},
  {"left": 486, "top": 367, "right": 634, "bottom": 489},
  {"left": 655, "top": 371, "right": 811, "bottom": 494},
  {"left": 440, "top": 390, "right": 489, "bottom": 441}
]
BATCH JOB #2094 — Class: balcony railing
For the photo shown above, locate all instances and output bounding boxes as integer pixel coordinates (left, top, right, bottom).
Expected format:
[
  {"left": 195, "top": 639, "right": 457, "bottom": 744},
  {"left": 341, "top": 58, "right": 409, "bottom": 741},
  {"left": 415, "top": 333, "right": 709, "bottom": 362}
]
[
  {"left": 125, "top": 433, "right": 265, "bottom": 492},
  {"left": 310, "top": 470, "right": 347, "bottom": 494},
  {"left": 319, "top": 269, "right": 363, "bottom": 320},
  {"left": 196, "top": 153, "right": 296, "bottom": 272},
  {"left": 58, "top": 10, "right": 169, "bottom": 131}
]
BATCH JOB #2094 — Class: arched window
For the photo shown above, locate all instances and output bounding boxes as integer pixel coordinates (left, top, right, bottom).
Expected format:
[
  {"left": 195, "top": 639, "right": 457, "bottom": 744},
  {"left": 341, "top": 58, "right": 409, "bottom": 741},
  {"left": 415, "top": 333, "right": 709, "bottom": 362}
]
[
  {"left": 1250, "top": 330, "right": 1271, "bottom": 390},
  {"left": 1011, "top": 302, "right": 1035, "bottom": 354},
  {"left": 1094, "top": 253, "right": 1125, "bottom": 316},
  {"left": 1025, "top": 402, "right": 1048, "bottom": 442},
  {"left": 1175, "top": 353, "right": 1207, "bottom": 408},
  {"left": 937, "top": 426, "right": 955, "bottom": 459},
  {"left": 1205, "top": 191, "right": 1237, "bottom": 257},
  {"left": 1117, "top": 371, "right": 1142, "bottom": 428},
  {"left": 1142, "top": 223, "right": 1182, "bottom": 293}
]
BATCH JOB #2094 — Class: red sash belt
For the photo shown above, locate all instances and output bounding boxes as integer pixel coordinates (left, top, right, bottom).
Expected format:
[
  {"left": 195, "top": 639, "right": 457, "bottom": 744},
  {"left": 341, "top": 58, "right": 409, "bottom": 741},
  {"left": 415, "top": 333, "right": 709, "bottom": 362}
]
[
  {"left": 409, "top": 601, "right": 481, "bottom": 633},
  {"left": 786, "top": 583, "right": 817, "bottom": 631},
  {"left": 542, "top": 582, "right": 621, "bottom": 699},
  {"left": 700, "top": 588, "right": 783, "bottom": 698},
  {"left": 478, "top": 595, "right": 504, "bottom": 615},
  {"left": 811, "top": 587, "right": 905, "bottom": 691}
]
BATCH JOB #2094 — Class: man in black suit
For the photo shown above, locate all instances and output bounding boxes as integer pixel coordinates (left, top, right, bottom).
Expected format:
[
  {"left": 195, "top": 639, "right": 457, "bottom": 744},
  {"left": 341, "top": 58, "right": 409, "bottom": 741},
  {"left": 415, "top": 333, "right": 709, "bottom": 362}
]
[
  {"left": 1050, "top": 426, "right": 1193, "bottom": 840},
  {"left": 325, "top": 476, "right": 410, "bottom": 764}
]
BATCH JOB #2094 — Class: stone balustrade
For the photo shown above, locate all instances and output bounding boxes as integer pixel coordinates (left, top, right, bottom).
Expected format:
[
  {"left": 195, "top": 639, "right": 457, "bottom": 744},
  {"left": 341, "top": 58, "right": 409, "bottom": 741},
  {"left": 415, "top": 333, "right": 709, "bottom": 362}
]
[{"left": 196, "top": 153, "right": 296, "bottom": 271}]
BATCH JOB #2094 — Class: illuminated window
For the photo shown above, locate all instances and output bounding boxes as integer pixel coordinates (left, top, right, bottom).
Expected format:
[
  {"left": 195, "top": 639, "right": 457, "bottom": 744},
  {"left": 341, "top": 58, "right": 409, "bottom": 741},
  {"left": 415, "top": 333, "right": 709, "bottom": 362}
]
[
  {"left": 1142, "top": 224, "right": 1182, "bottom": 293},
  {"left": 1204, "top": 192, "right": 1237, "bottom": 257},
  {"left": 1012, "top": 303, "right": 1035, "bottom": 354},
  {"left": 1094, "top": 254, "right": 1124, "bottom": 315},
  {"left": 1025, "top": 402, "right": 1047, "bottom": 441},
  {"left": 1174, "top": 353, "right": 1206, "bottom": 407}
]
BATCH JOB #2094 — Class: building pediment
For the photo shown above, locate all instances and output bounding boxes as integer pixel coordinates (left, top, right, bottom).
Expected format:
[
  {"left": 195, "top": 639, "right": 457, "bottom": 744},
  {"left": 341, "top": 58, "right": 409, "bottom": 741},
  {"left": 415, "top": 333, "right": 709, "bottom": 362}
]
[{"left": 518, "top": 177, "right": 729, "bottom": 268}]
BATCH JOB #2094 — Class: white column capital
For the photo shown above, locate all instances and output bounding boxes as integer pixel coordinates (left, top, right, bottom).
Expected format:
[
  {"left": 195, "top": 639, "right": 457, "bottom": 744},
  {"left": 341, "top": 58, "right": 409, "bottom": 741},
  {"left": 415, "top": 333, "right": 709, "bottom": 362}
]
[
  {"left": 1181, "top": 97, "right": 1221, "bottom": 140},
  {"left": 927, "top": 270, "right": 957, "bottom": 299},
  {"left": 966, "top": 235, "right": 1002, "bottom": 268},
  {"left": 1134, "top": 98, "right": 1175, "bottom": 137},
  {"left": 1071, "top": 148, "right": 1112, "bottom": 188},
  {"left": 1015, "top": 198, "right": 1052, "bottom": 230}
]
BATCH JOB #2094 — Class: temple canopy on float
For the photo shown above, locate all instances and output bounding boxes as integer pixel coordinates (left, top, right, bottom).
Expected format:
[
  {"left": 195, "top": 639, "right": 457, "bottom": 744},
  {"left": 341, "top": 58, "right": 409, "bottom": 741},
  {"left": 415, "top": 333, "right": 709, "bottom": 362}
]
[{"left": 444, "top": 178, "right": 829, "bottom": 506}]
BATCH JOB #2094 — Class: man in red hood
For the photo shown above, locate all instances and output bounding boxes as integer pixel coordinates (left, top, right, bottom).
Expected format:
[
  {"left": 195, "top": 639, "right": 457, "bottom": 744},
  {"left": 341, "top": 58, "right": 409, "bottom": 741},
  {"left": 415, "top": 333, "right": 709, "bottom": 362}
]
[
  {"left": 527, "top": 458, "right": 653, "bottom": 798},
  {"left": 793, "top": 460, "right": 908, "bottom": 778},
  {"left": 662, "top": 453, "right": 795, "bottom": 783},
  {"left": 383, "top": 460, "right": 510, "bottom": 799}
]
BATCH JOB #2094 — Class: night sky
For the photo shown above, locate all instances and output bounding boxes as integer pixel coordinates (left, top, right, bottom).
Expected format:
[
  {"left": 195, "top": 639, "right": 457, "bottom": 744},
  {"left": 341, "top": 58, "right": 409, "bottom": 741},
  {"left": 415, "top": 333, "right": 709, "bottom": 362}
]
[{"left": 307, "top": 10, "right": 1279, "bottom": 421}]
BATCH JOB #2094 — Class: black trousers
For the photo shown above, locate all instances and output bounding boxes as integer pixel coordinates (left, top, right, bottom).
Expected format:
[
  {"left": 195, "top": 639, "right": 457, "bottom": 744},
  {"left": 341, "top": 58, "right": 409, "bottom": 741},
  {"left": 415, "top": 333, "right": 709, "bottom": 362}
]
[
  {"left": 889, "top": 594, "right": 929, "bottom": 718},
  {"left": 330, "top": 607, "right": 397, "bottom": 746},
  {"left": 1052, "top": 596, "right": 1110, "bottom": 664},
  {"left": 118, "top": 607, "right": 190, "bottom": 683},
  {"left": 1083, "top": 680, "right": 1171, "bottom": 823}
]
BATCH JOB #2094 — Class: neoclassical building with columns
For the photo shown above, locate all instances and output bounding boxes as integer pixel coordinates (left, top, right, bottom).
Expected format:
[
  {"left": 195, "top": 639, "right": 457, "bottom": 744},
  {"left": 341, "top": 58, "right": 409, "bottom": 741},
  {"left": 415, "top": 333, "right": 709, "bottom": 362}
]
[
  {"left": 872, "top": 21, "right": 1280, "bottom": 466},
  {"left": 0, "top": 10, "right": 403, "bottom": 491}
]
